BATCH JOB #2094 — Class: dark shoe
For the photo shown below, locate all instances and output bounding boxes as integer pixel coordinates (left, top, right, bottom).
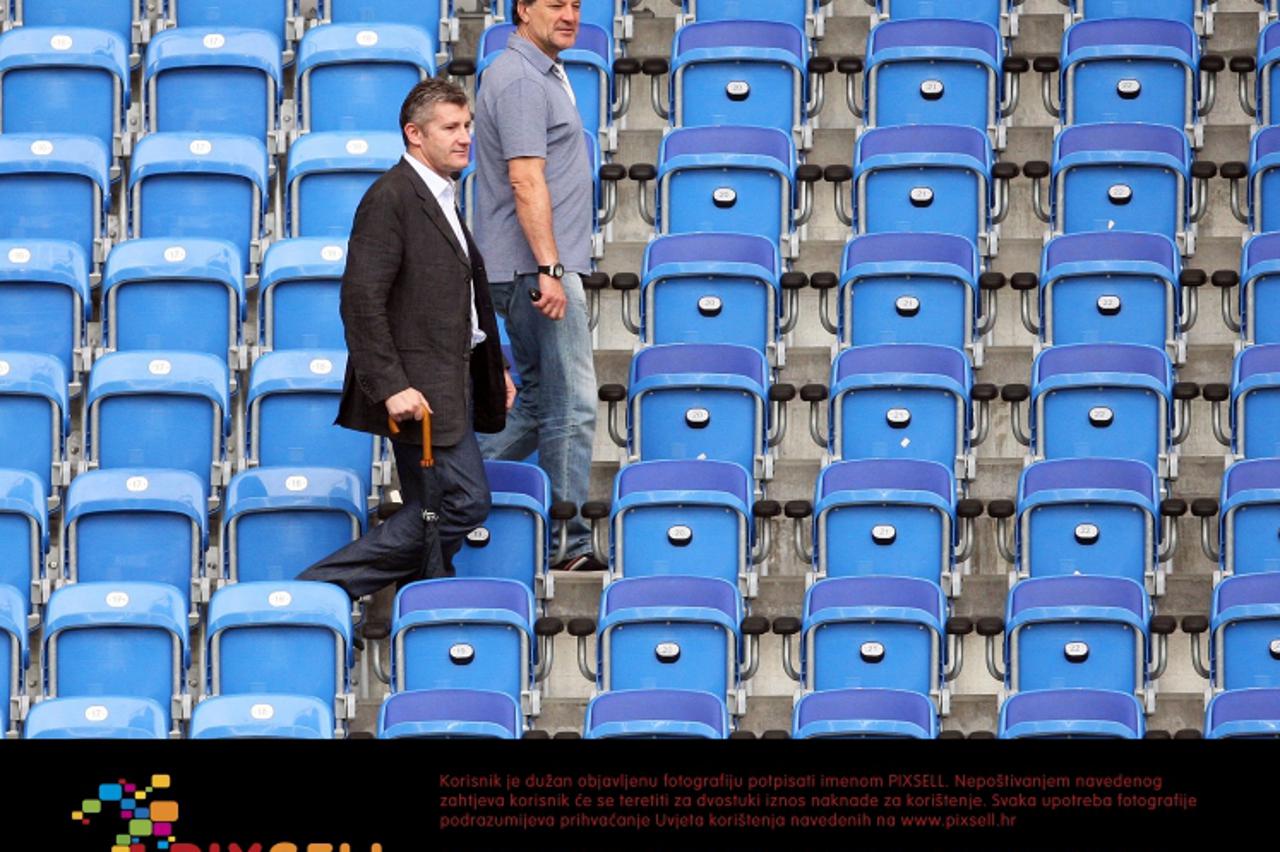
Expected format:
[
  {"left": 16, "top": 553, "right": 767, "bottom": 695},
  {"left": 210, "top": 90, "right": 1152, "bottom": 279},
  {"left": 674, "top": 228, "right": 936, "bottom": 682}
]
[{"left": 552, "top": 554, "right": 608, "bottom": 571}]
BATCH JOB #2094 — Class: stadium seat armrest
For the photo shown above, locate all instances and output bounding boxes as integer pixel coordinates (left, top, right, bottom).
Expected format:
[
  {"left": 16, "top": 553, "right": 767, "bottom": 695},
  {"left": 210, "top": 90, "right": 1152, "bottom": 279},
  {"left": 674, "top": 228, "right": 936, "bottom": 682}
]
[
  {"left": 611, "top": 272, "right": 639, "bottom": 291},
  {"left": 1230, "top": 56, "right": 1256, "bottom": 75},
  {"left": 1219, "top": 161, "right": 1248, "bottom": 181},
  {"left": 784, "top": 500, "right": 812, "bottom": 519},
  {"left": 567, "top": 617, "right": 596, "bottom": 637},
  {"left": 946, "top": 616, "right": 974, "bottom": 636},
  {"left": 808, "top": 56, "right": 835, "bottom": 75},
  {"left": 549, "top": 501, "right": 577, "bottom": 521},
  {"left": 628, "top": 163, "right": 657, "bottom": 182},
  {"left": 752, "top": 499, "right": 782, "bottom": 518},
  {"left": 613, "top": 57, "right": 641, "bottom": 76},
  {"left": 795, "top": 164, "right": 823, "bottom": 183},
  {"left": 580, "top": 501, "right": 610, "bottom": 521},
  {"left": 1160, "top": 498, "right": 1188, "bottom": 518},
  {"left": 1150, "top": 615, "right": 1177, "bottom": 636},
  {"left": 1032, "top": 56, "right": 1059, "bottom": 74},
  {"left": 971, "top": 383, "right": 999, "bottom": 403},
  {"left": 741, "top": 615, "right": 769, "bottom": 636},
  {"left": 992, "top": 162, "right": 1019, "bottom": 181},
  {"left": 534, "top": 616, "right": 565, "bottom": 637},
  {"left": 976, "top": 616, "right": 1005, "bottom": 637},
  {"left": 837, "top": 56, "right": 863, "bottom": 75},
  {"left": 808, "top": 272, "right": 837, "bottom": 290},
  {"left": 1180, "top": 615, "right": 1209, "bottom": 635},
  {"left": 446, "top": 58, "right": 476, "bottom": 77},
  {"left": 641, "top": 57, "right": 669, "bottom": 76},
  {"left": 1200, "top": 383, "right": 1230, "bottom": 402},
  {"left": 769, "top": 383, "right": 796, "bottom": 403},
  {"left": 979, "top": 272, "right": 1006, "bottom": 291},
  {"left": 823, "top": 164, "right": 853, "bottom": 183},
  {"left": 1021, "top": 161, "right": 1050, "bottom": 180},
  {"left": 800, "top": 383, "right": 828, "bottom": 402},
  {"left": 598, "top": 383, "right": 627, "bottom": 402},
  {"left": 1172, "top": 382, "right": 1200, "bottom": 401},
  {"left": 780, "top": 271, "right": 808, "bottom": 290},
  {"left": 986, "top": 499, "right": 1015, "bottom": 519},
  {"left": 1191, "top": 498, "right": 1219, "bottom": 518},
  {"left": 772, "top": 616, "right": 802, "bottom": 636},
  {"left": 956, "top": 498, "right": 984, "bottom": 519},
  {"left": 1001, "top": 383, "right": 1030, "bottom": 403}
]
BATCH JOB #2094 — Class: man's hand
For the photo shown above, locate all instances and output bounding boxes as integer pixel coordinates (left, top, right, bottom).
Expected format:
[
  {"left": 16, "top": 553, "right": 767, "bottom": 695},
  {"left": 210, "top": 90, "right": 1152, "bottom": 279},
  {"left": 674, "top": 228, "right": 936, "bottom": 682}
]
[
  {"left": 504, "top": 369, "right": 518, "bottom": 410},
  {"left": 532, "top": 273, "right": 567, "bottom": 320},
  {"left": 385, "top": 387, "right": 432, "bottom": 421}
]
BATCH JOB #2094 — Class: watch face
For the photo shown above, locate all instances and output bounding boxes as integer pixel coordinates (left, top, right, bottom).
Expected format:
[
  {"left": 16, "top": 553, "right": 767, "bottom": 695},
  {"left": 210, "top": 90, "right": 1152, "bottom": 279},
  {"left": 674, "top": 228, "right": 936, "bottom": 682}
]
[{"left": 552, "top": 263, "right": 564, "bottom": 278}]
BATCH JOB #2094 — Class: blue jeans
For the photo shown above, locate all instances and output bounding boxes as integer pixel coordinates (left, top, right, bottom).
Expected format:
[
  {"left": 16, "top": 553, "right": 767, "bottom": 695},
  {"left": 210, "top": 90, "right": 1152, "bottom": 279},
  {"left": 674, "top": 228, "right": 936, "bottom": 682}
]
[{"left": 480, "top": 272, "right": 597, "bottom": 559}]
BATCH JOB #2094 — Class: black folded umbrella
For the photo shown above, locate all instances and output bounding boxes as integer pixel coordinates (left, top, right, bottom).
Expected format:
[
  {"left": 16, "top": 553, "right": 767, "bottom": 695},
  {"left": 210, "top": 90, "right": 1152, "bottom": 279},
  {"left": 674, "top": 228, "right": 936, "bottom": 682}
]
[{"left": 389, "top": 408, "right": 447, "bottom": 580}]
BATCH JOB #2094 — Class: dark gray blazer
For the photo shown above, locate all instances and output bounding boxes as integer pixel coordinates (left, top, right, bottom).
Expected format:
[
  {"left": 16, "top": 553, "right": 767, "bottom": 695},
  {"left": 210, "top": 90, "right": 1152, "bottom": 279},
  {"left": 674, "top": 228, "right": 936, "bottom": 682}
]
[{"left": 335, "top": 158, "right": 506, "bottom": 446}]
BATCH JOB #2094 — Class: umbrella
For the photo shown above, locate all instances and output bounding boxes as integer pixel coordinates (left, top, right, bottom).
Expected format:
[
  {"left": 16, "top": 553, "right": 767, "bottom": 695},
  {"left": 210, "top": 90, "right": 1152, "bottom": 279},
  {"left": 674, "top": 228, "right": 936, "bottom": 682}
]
[{"left": 388, "top": 407, "right": 448, "bottom": 580}]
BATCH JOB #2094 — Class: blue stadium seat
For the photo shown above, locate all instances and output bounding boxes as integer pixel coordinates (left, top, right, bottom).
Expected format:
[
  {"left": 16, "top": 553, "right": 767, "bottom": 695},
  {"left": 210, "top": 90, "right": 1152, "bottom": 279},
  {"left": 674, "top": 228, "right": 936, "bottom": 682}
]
[
  {"left": 144, "top": 28, "right": 282, "bottom": 146},
  {"left": 635, "top": 232, "right": 784, "bottom": 365},
  {"left": 0, "top": 352, "right": 70, "bottom": 501},
  {"left": 675, "top": 0, "right": 822, "bottom": 40},
  {"left": 791, "top": 576, "right": 951, "bottom": 710},
  {"left": 998, "top": 689, "right": 1145, "bottom": 739},
  {"left": 1236, "top": 233, "right": 1280, "bottom": 347},
  {"left": 15, "top": 2, "right": 140, "bottom": 57},
  {"left": 1055, "top": 19, "right": 1206, "bottom": 144},
  {"left": 391, "top": 578, "right": 546, "bottom": 719},
  {"left": 168, "top": 0, "right": 294, "bottom": 57},
  {"left": 1205, "top": 688, "right": 1280, "bottom": 738},
  {"left": 64, "top": 468, "right": 207, "bottom": 614},
  {"left": 222, "top": 466, "right": 365, "bottom": 584},
  {"left": 0, "top": 27, "right": 130, "bottom": 162},
  {"left": 189, "top": 693, "right": 335, "bottom": 738},
  {"left": 1209, "top": 574, "right": 1280, "bottom": 692},
  {"left": 1017, "top": 343, "right": 1188, "bottom": 480},
  {"left": 999, "top": 575, "right": 1155, "bottom": 704},
  {"left": 1243, "top": 22, "right": 1280, "bottom": 128},
  {"left": 329, "top": 0, "right": 454, "bottom": 62},
  {"left": 667, "top": 20, "right": 814, "bottom": 148},
  {"left": 85, "top": 351, "right": 231, "bottom": 500},
  {"left": 608, "top": 458, "right": 757, "bottom": 596},
  {"left": 454, "top": 460, "right": 555, "bottom": 601},
  {"left": 808, "top": 459, "right": 969, "bottom": 594},
  {"left": 0, "top": 471, "right": 47, "bottom": 622},
  {"left": 246, "top": 350, "right": 379, "bottom": 502},
  {"left": 1062, "top": 0, "right": 1211, "bottom": 36},
  {"left": 297, "top": 23, "right": 435, "bottom": 135},
  {"left": 0, "top": 583, "right": 28, "bottom": 734},
  {"left": 259, "top": 238, "right": 347, "bottom": 352},
  {"left": 1040, "top": 123, "right": 1199, "bottom": 255},
  {"left": 843, "top": 125, "right": 1008, "bottom": 258},
  {"left": 43, "top": 581, "right": 190, "bottom": 734},
  {"left": 864, "top": 19, "right": 1009, "bottom": 146},
  {"left": 101, "top": 238, "right": 246, "bottom": 366},
  {"left": 1035, "top": 231, "right": 1186, "bottom": 363},
  {"left": 820, "top": 344, "right": 990, "bottom": 482},
  {"left": 584, "top": 689, "right": 730, "bottom": 739},
  {"left": 0, "top": 134, "right": 111, "bottom": 274},
  {"left": 1214, "top": 459, "right": 1280, "bottom": 578},
  {"left": 792, "top": 688, "right": 939, "bottom": 739},
  {"left": 378, "top": 688, "right": 522, "bottom": 739},
  {"left": 606, "top": 343, "right": 780, "bottom": 483},
  {"left": 866, "top": 1, "right": 1015, "bottom": 38},
  {"left": 643, "top": 125, "right": 814, "bottom": 258},
  {"left": 832, "top": 232, "right": 984, "bottom": 361},
  {"left": 128, "top": 132, "right": 270, "bottom": 278},
  {"left": 206, "top": 581, "right": 353, "bottom": 734},
  {"left": 1006, "top": 458, "right": 1166, "bottom": 593},
  {"left": 0, "top": 240, "right": 91, "bottom": 388},
  {"left": 23, "top": 696, "right": 168, "bottom": 739},
  {"left": 1214, "top": 345, "right": 1280, "bottom": 460},
  {"left": 585, "top": 575, "right": 758, "bottom": 716},
  {"left": 286, "top": 131, "right": 402, "bottom": 238},
  {"left": 478, "top": 21, "right": 618, "bottom": 148}
]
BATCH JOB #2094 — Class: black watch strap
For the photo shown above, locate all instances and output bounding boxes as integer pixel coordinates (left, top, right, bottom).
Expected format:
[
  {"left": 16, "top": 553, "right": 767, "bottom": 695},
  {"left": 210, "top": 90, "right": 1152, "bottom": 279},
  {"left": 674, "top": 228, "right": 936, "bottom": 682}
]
[{"left": 537, "top": 263, "right": 565, "bottom": 279}]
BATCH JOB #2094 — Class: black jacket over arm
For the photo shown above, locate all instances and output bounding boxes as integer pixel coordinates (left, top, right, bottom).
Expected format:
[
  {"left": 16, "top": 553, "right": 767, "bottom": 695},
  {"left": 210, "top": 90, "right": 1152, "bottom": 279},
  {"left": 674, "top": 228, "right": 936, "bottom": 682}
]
[{"left": 335, "top": 158, "right": 507, "bottom": 446}]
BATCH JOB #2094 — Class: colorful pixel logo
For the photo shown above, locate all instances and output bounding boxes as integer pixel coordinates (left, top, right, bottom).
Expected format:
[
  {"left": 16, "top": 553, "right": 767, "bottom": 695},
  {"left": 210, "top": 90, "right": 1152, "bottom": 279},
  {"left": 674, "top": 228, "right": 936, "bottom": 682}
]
[{"left": 72, "top": 774, "right": 180, "bottom": 852}]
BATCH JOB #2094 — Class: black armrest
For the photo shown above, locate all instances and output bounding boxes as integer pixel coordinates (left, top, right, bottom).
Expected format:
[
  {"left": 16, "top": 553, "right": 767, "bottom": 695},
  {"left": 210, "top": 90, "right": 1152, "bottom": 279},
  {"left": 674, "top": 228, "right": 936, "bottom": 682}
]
[
  {"left": 1191, "top": 498, "right": 1219, "bottom": 518},
  {"left": 1032, "top": 56, "right": 1060, "bottom": 74},
  {"left": 628, "top": 163, "right": 657, "bottom": 182},
  {"left": 1180, "top": 269, "right": 1206, "bottom": 288},
  {"left": 837, "top": 56, "right": 863, "bottom": 75},
  {"left": 611, "top": 272, "right": 639, "bottom": 291},
  {"left": 1172, "top": 382, "right": 1200, "bottom": 401},
  {"left": 785, "top": 500, "right": 813, "bottom": 519},
  {"left": 1181, "top": 615, "right": 1209, "bottom": 635},
  {"left": 769, "top": 383, "right": 796, "bottom": 403},
  {"left": 1191, "top": 161, "right": 1218, "bottom": 180},
  {"left": 992, "top": 162, "right": 1020, "bottom": 181},
  {"left": 1220, "top": 161, "right": 1248, "bottom": 181},
  {"left": 361, "top": 619, "right": 390, "bottom": 641},
  {"left": 772, "top": 616, "right": 802, "bottom": 636},
  {"left": 800, "top": 383, "right": 829, "bottom": 402},
  {"left": 567, "top": 617, "right": 596, "bottom": 638},
  {"left": 753, "top": 499, "right": 782, "bottom": 519},
  {"left": 641, "top": 57, "right": 669, "bottom": 76},
  {"left": 1022, "top": 161, "right": 1050, "bottom": 180},
  {"left": 549, "top": 501, "right": 577, "bottom": 521},
  {"left": 581, "top": 272, "right": 610, "bottom": 292},
  {"left": 580, "top": 500, "right": 610, "bottom": 521},
  {"left": 795, "top": 163, "right": 823, "bottom": 183},
  {"left": 598, "top": 383, "right": 627, "bottom": 403},
  {"left": 1001, "top": 383, "right": 1030, "bottom": 403},
  {"left": 979, "top": 272, "right": 1006, "bottom": 291},
  {"left": 613, "top": 57, "right": 640, "bottom": 76},
  {"left": 986, "top": 499, "right": 1015, "bottom": 520},
  {"left": 1201, "top": 382, "right": 1230, "bottom": 403},
  {"left": 808, "top": 56, "right": 835, "bottom": 75},
  {"left": 976, "top": 616, "right": 1005, "bottom": 637},
  {"left": 1160, "top": 498, "right": 1188, "bottom": 518},
  {"left": 741, "top": 615, "right": 769, "bottom": 636},
  {"left": 534, "top": 616, "right": 565, "bottom": 637},
  {"left": 1150, "top": 615, "right": 1177, "bottom": 636},
  {"left": 956, "top": 498, "right": 984, "bottom": 519},
  {"left": 446, "top": 58, "right": 476, "bottom": 77},
  {"left": 823, "top": 164, "right": 853, "bottom": 183},
  {"left": 809, "top": 272, "right": 838, "bottom": 290},
  {"left": 1003, "top": 56, "right": 1030, "bottom": 74},
  {"left": 1201, "top": 55, "right": 1226, "bottom": 74},
  {"left": 971, "top": 383, "right": 999, "bottom": 403},
  {"left": 598, "top": 163, "right": 626, "bottom": 183},
  {"left": 1212, "top": 270, "right": 1239, "bottom": 289},
  {"left": 780, "top": 271, "right": 807, "bottom": 290},
  {"left": 946, "top": 616, "right": 974, "bottom": 635},
  {"left": 1230, "top": 56, "right": 1257, "bottom": 75}
]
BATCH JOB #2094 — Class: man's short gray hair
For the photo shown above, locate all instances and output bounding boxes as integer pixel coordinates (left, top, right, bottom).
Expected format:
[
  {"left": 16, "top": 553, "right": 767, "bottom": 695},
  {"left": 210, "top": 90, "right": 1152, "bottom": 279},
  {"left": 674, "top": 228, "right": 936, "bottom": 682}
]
[{"left": 399, "top": 77, "right": 470, "bottom": 147}]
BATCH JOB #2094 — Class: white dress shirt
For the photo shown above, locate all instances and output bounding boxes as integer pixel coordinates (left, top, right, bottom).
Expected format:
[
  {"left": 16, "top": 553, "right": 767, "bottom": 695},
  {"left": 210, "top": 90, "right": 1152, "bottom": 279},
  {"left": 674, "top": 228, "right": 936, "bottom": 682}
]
[
  {"left": 551, "top": 60, "right": 577, "bottom": 106},
  {"left": 402, "top": 152, "right": 486, "bottom": 348}
]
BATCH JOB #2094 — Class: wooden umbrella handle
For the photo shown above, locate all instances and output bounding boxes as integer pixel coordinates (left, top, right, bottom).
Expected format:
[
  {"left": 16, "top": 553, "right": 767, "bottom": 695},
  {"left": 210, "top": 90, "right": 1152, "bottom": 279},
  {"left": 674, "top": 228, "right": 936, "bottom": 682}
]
[{"left": 387, "top": 407, "right": 434, "bottom": 467}]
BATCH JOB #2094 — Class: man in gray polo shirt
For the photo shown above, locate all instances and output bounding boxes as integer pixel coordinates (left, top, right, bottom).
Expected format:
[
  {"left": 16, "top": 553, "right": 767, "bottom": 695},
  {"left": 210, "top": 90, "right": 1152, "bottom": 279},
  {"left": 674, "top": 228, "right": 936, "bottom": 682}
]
[{"left": 473, "top": 0, "right": 602, "bottom": 570}]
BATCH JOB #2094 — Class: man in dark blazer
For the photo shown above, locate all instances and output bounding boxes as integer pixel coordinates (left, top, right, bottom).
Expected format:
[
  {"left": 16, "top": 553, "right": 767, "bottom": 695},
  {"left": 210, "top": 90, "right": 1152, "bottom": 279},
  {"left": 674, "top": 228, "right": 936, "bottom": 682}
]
[{"left": 299, "top": 78, "right": 515, "bottom": 599}]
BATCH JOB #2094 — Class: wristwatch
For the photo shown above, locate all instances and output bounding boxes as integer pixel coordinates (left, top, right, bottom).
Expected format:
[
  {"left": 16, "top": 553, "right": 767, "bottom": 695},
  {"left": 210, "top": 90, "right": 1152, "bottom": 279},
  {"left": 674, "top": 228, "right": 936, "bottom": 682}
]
[{"left": 537, "top": 262, "right": 565, "bottom": 279}]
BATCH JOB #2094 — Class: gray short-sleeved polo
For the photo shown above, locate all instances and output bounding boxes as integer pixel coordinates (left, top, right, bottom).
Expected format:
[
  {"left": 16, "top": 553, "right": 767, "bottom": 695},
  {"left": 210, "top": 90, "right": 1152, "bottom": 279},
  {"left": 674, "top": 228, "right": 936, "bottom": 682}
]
[{"left": 473, "top": 33, "right": 594, "bottom": 280}]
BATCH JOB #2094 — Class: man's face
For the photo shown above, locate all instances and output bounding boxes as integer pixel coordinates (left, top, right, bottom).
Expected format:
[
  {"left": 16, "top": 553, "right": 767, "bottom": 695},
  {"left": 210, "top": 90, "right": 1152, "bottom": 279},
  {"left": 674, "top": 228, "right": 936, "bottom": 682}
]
[
  {"left": 517, "top": 0, "right": 580, "bottom": 57},
  {"left": 407, "top": 101, "right": 472, "bottom": 175}
]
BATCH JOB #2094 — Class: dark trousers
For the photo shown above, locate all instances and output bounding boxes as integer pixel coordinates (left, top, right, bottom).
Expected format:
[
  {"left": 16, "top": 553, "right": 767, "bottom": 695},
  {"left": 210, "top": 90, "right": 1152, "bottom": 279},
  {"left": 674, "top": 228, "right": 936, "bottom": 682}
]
[{"left": 297, "top": 432, "right": 491, "bottom": 599}]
